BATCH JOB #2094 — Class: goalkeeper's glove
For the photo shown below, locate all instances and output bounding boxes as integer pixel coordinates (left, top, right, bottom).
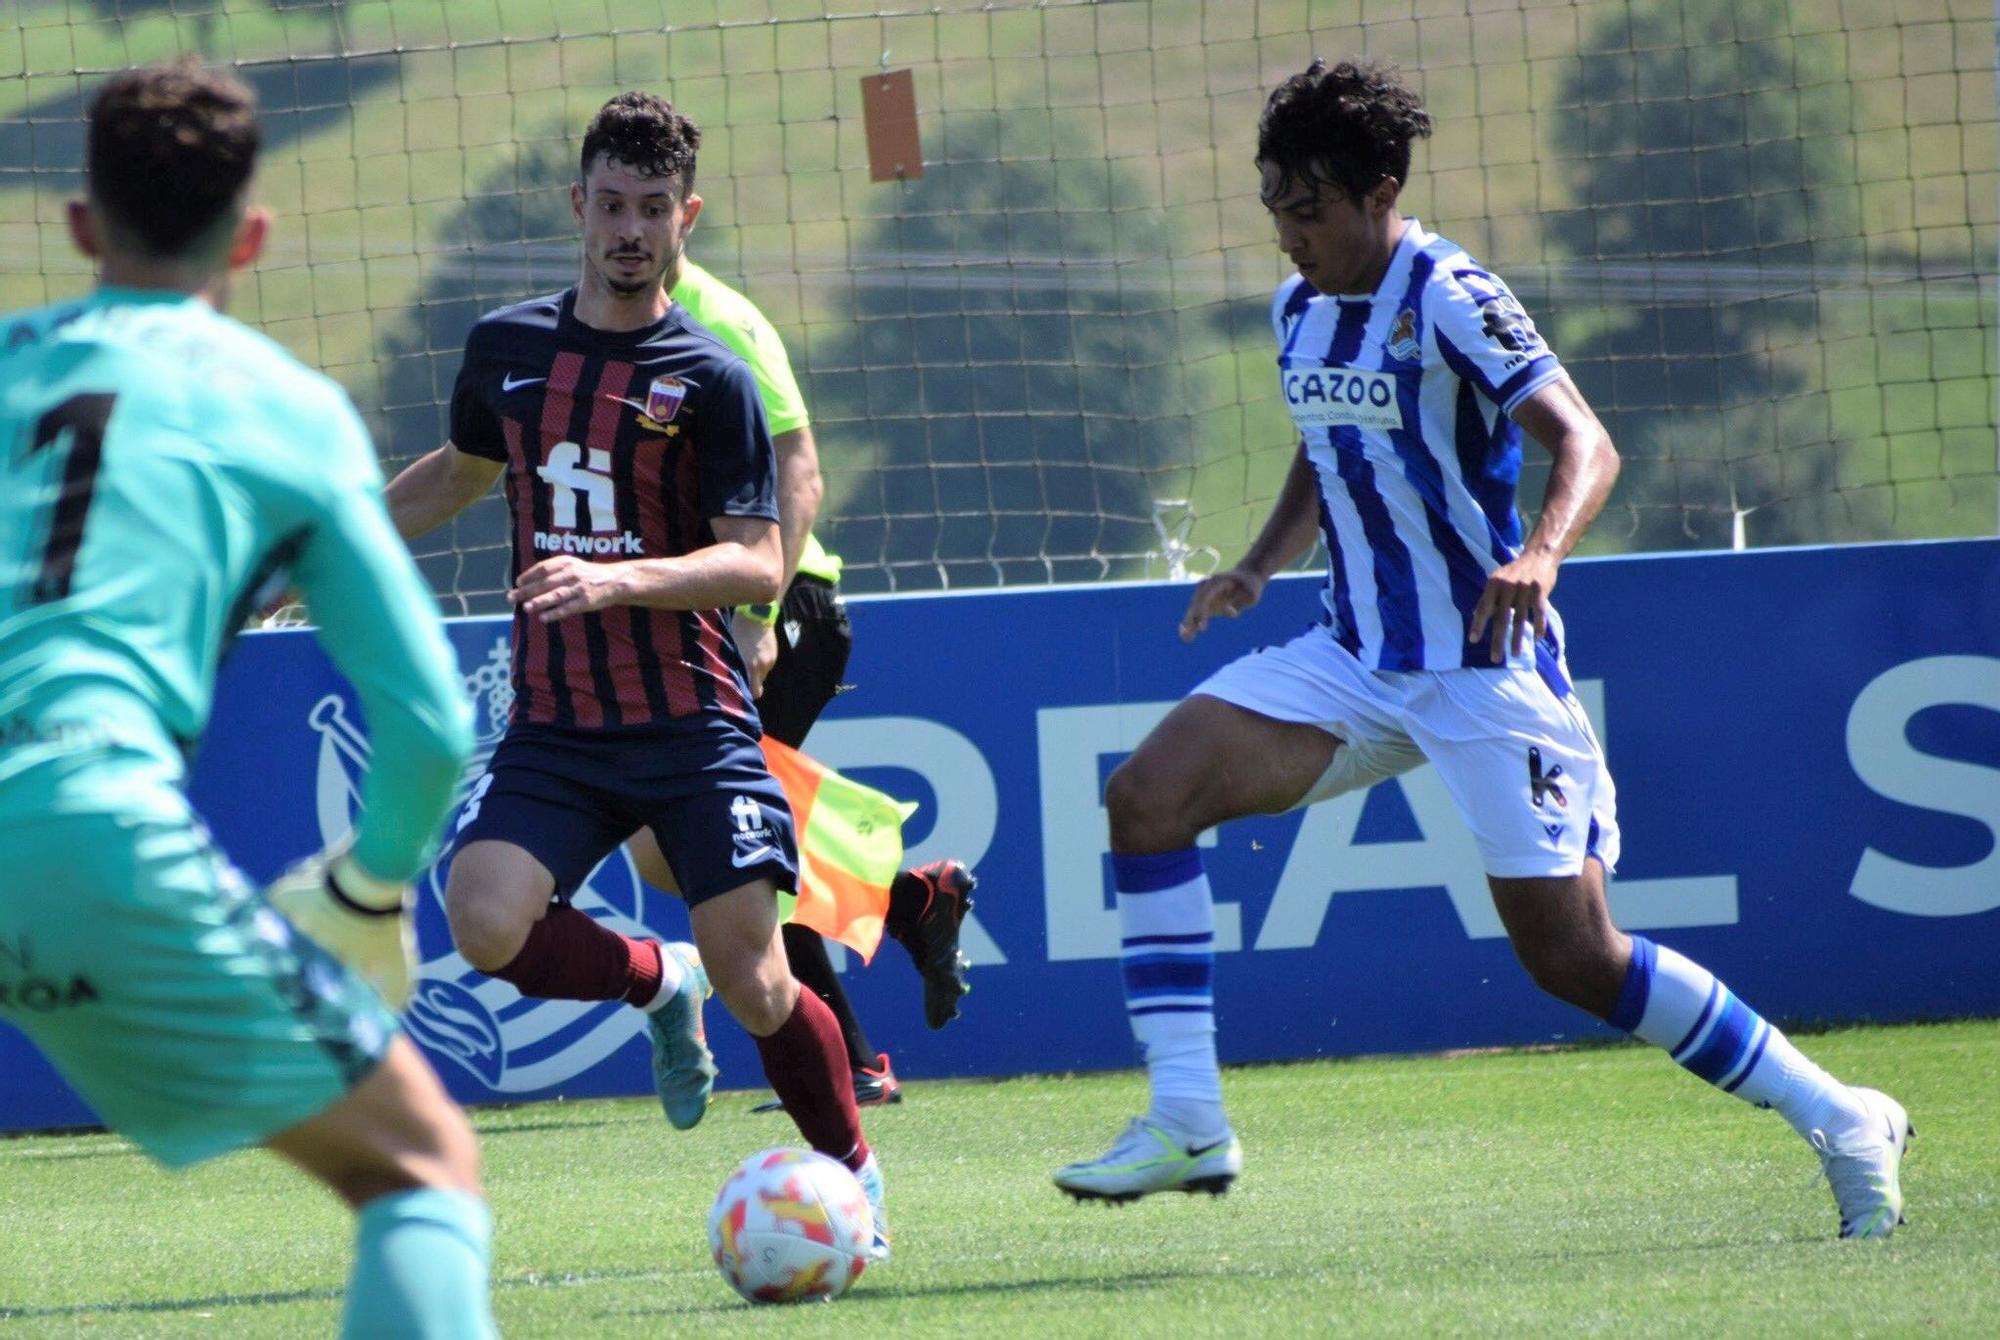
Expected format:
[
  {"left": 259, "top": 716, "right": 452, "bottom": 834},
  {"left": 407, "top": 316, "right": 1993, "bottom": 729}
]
[{"left": 267, "top": 849, "right": 416, "bottom": 1009}]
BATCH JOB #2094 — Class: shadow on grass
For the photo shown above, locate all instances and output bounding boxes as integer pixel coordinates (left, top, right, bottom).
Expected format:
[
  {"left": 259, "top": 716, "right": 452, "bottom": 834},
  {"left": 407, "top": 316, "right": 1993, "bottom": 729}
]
[
  {"left": 0, "top": 1265, "right": 682, "bottom": 1324},
  {"left": 1510, "top": 1229, "right": 1829, "bottom": 1264},
  {"left": 0, "top": 1286, "right": 343, "bottom": 1323},
  {"left": 597, "top": 1269, "right": 1193, "bottom": 1319},
  {"left": 0, "top": 1111, "right": 646, "bottom": 1166},
  {"left": 0, "top": 1141, "right": 140, "bottom": 1163},
  {"left": 477, "top": 1114, "right": 653, "bottom": 1140},
  {"left": 1, "top": 1261, "right": 1201, "bottom": 1325}
]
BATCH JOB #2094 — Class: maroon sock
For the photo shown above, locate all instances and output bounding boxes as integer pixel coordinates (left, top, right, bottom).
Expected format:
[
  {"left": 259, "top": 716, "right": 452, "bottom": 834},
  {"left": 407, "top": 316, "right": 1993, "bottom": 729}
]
[
  {"left": 490, "top": 904, "right": 662, "bottom": 1007},
  {"left": 782, "top": 921, "right": 875, "bottom": 1071},
  {"left": 753, "top": 988, "right": 868, "bottom": 1170}
]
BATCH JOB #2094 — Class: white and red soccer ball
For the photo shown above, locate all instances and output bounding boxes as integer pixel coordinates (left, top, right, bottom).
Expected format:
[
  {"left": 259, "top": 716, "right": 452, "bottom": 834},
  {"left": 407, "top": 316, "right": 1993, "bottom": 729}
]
[{"left": 707, "top": 1148, "right": 874, "bottom": 1304}]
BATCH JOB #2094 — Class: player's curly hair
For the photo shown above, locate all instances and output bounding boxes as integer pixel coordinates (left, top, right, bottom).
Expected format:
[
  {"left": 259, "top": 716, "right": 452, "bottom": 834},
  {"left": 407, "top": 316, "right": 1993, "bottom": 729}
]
[
  {"left": 87, "top": 57, "right": 259, "bottom": 258},
  {"left": 1257, "top": 58, "right": 1432, "bottom": 205},
  {"left": 580, "top": 91, "right": 701, "bottom": 196}
]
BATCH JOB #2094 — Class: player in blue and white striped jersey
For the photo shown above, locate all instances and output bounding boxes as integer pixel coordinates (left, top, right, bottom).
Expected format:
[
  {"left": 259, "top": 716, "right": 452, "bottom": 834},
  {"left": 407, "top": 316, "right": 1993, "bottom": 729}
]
[
  {"left": 1270, "top": 218, "right": 1568, "bottom": 672},
  {"left": 1054, "top": 58, "right": 1910, "bottom": 1241}
]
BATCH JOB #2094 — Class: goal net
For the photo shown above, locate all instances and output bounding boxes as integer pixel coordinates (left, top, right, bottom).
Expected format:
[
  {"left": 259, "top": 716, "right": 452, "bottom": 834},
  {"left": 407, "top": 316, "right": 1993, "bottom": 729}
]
[{"left": 2, "top": 0, "right": 1993, "bottom": 607}]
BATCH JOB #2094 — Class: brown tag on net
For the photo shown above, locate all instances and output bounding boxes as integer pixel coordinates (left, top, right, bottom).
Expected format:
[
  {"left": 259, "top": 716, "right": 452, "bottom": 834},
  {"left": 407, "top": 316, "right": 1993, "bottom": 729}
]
[{"left": 861, "top": 69, "right": 923, "bottom": 182}]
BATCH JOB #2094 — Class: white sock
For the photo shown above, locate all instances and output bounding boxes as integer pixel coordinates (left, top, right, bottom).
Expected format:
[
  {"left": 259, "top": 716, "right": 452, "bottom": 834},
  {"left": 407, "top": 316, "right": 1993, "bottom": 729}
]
[
  {"left": 1611, "top": 936, "right": 1864, "bottom": 1139},
  {"left": 1112, "top": 849, "right": 1228, "bottom": 1144},
  {"left": 640, "top": 940, "right": 687, "bottom": 1013}
]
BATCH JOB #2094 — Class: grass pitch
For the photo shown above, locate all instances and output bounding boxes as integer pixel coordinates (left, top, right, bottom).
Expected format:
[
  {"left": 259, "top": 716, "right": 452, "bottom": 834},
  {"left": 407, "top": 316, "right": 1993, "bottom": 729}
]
[{"left": 2, "top": 1019, "right": 1996, "bottom": 1337}]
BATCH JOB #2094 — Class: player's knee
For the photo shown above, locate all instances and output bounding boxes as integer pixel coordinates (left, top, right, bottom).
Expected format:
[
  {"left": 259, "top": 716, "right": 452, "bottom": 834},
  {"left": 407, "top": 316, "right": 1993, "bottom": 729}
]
[
  {"left": 708, "top": 949, "right": 793, "bottom": 1035},
  {"left": 289, "top": 1044, "right": 486, "bottom": 1207},
  {"left": 420, "top": 1103, "right": 483, "bottom": 1197},
  {"left": 334, "top": 1125, "right": 482, "bottom": 1207},
  {"left": 348, "top": 1103, "right": 483, "bottom": 1204},
  {"left": 1103, "top": 757, "right": 1146, "bottom": 825},
  {"left": 1104, "top": 756, "right": 1194, "bottom": 852},
  {"left": 444, "top": 885, "right": 527, "bottom": 973},
  {"left": 689, "top": 882, "right": 793, "bottom": 1032},
  {"left": 394, "top": 1059, "right": 484, "bottom": 1197},
  {"left": 1513, "top": 938, "right": 1576, "bottom": 1001},
  {"left": 718, "top": 976, "right": 795, "bottom": 1036},
  {"left": 443, "top": 843, "right": 554, "bottom": 972},
  {"left": 1512, "top": 930, "right": 1624, "bottom": 1018},
  {"left": 700, "top": 931, "right": 793, "bottom": 1034}
]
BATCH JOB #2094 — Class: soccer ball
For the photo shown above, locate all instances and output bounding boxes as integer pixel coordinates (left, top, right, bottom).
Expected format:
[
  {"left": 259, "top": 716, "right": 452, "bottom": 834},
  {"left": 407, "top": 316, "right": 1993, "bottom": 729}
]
[{"left": 707, "top": 1147, "right": 874, "bottom": 1304}]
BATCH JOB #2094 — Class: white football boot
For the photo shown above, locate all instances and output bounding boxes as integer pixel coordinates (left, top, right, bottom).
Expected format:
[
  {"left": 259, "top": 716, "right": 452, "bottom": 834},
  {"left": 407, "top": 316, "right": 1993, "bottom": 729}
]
[
  {"left": 1812, "top": 1086, "right": 1912, "bottom": 1239},
  {"left": 1053, "top": 1118, "right": 1242, "bottom": 1202},
  {"left": 854, "top": 1151, "right": 891, "bottom": 1260}
]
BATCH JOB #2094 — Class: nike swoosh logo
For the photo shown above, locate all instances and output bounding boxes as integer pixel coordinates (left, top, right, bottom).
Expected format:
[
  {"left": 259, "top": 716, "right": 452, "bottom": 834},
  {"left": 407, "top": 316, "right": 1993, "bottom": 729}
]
[
  {"left": 501, "top": 373, "right": 546, "bottom": 392},
  {"left": 731, "top": 845, "right": 775, "bottom": 869},
  {"left": 1186, "top": 1138, "right": 1231, "bottom": 1158}
]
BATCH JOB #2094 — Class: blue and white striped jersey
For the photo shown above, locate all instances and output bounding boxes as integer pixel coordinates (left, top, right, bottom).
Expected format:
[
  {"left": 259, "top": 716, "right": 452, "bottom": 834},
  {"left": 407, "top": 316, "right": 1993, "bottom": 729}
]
[{"left": 1273, "top": 219, "right": 1566, "bottom": 671}]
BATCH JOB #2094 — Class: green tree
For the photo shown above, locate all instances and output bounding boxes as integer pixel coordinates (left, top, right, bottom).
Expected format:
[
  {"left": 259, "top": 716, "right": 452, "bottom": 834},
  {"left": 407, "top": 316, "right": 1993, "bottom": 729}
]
[
  {"left": 373, "top": 114, "right": 1198, "bottom": 605},
  {"left": 372, "top": 142, "right": 575, "bottom": 613},
  {"left": 1545, "top": 0, "right": 1856, "bottom": 549},
  {"left": 803, "top": 112, "right": 1194, "bottom": 592}
]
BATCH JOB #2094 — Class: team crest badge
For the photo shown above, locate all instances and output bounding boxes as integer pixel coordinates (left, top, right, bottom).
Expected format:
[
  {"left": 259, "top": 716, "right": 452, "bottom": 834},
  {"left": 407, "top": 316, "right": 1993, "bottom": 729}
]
[
  {"left": 1386, "top": 308, "right": 1421, "bottom": 362},
  {"left": 645, "top": 375, "right": 687, "bottom": 425}
]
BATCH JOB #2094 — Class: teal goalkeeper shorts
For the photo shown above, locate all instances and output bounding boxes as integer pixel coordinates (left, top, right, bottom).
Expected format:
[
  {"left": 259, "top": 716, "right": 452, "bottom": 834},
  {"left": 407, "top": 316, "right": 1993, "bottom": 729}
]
[{"left": 0, "top": 756, "right": 397, "bottom": 1167}]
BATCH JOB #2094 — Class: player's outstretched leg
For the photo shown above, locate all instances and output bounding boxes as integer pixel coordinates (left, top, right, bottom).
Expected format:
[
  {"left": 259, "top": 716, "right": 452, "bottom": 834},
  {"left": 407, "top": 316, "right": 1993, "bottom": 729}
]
[
  {"left": 1055, "top": 697, "right": 1334, "bottom": 1203},
  {"left": 484, "top": 907, "right": 714, "bottom": 1129},
  {"left": 884, "top": 859, "right": 978, "bottom": 1030},
  {"left": 447, "top": 840, "right": 716, "bottom": 1129},
  {"left": 1612, "top": 934, "right": 1910, "bottom": 1238},
  {"left": 1496, "top": 867, "right": 1910, "bottom": 1239},
  {"left": 1054, "top": 848, "right": 1240, "bottom": 1202},
  {"left": 268, "top": 1037, "right": 497, "bottom": 1339},
  {"left": 695, "top": 879, "right": 889, "bottom": 1258}
]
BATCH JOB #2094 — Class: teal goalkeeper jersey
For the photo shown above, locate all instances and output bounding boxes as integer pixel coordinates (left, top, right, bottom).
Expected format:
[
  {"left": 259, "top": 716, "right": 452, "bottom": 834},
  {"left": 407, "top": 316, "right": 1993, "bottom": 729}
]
[{"left": 0, "top": 286, "right": 472, "bottom": 881}]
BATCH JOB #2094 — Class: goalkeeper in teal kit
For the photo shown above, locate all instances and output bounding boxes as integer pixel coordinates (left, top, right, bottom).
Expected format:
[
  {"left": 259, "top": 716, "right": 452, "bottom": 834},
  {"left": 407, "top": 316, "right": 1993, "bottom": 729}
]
[{"left": 0, "top": 60, "right": 495, "bottom": 1337}]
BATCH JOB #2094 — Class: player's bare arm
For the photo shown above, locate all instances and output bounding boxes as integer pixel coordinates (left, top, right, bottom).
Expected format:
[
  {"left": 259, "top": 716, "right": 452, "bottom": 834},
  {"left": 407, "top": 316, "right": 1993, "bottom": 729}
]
[
  {"left": 1181, "top": 441, "right": 1321, "bottom": 642},
  {"left": 384, "top": 443, "right": 505, "bottom": 541},
  {"left": 769, "top": 425, "right": 824, "bottom": 584},
  {"left": 511, "top": 513, "right": 783, "bottom": 623},
  {"left": 1468, "top": 375, "right": 1620, "bottom": 660},
  {"left": 733, "top": 424, "right": 823, "bottom": 693}
]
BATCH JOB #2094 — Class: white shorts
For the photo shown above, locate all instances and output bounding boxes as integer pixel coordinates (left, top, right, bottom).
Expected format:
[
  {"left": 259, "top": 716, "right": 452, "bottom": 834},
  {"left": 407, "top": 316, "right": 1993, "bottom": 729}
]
[{"left": 1191, "top": 624, "right": 1621, "bottom": 879}]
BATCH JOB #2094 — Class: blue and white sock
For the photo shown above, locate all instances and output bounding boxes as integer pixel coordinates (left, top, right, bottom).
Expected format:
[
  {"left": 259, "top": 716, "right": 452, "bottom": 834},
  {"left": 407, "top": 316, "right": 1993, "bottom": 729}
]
[
  {"left": 344, "top": 1188, "right": 497, "bottom": 1340},
  {"left": 1114, "top": 848, "right": 1229, "bottom": 1144},
  {"left": 1610, "top": 935, "right": 1865, "bottom": 1140}
]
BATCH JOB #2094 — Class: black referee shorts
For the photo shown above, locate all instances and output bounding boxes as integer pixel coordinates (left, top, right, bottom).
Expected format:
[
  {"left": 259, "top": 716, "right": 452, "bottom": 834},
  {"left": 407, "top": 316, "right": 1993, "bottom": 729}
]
[{"left": 755, "top": 574, "right": 852, "bottom": 749}]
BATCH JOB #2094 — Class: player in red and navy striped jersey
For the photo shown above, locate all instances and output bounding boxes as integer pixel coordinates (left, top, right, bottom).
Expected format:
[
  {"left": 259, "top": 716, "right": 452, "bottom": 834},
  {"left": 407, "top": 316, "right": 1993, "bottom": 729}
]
[
  {"left": 387, "top": 92, "right": 889, "bottom": 1254},
  {"left": 449, "top": 286, "right": 770, "bottom": 732}
]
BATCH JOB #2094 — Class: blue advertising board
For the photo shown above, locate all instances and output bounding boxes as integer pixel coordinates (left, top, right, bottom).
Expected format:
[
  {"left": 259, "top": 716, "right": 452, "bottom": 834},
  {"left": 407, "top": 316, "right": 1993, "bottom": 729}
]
[{"left": 4, "top": 538, "right": 1998, "bottom": 1131}]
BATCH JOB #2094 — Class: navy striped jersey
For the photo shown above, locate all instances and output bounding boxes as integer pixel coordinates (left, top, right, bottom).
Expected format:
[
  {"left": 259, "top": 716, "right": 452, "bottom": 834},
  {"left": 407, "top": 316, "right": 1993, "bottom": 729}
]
[
  {"left": 1274, "top": 220, "right": 1567, "bottom": 671},
  {"left": 450, "top": 288, "right": 778, "bottom": 731}
]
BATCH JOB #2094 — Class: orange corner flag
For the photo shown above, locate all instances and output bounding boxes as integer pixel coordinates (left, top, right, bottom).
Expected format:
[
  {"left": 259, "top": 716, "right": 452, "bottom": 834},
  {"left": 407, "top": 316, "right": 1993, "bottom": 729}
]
[{"left": 760, "top": 736, "right": 917, "bottom": 961}]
